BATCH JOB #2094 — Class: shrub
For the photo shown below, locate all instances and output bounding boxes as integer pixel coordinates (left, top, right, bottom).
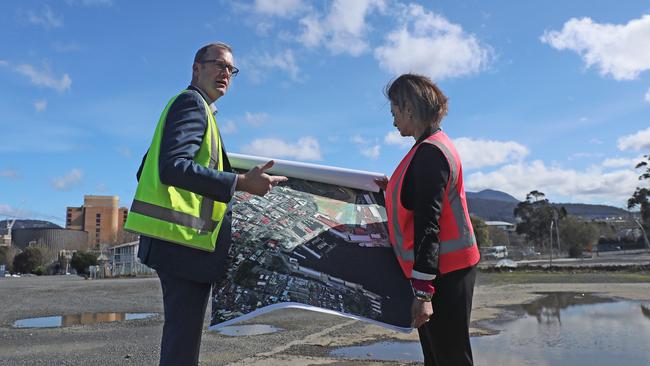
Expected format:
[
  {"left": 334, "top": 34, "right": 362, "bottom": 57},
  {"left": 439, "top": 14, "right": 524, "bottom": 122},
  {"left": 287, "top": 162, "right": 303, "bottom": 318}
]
[
  {"left": 0, "top": 246, "right": 17, "bottom": 273},
  {"left": 13, "top": 247, "right": 45, "bottom": 274},
  {"left": 568, "top": 245, "right": 583, "bottom": 258},
  {"left": 70, "top": 251, "right": 98, "bottom": 275}
]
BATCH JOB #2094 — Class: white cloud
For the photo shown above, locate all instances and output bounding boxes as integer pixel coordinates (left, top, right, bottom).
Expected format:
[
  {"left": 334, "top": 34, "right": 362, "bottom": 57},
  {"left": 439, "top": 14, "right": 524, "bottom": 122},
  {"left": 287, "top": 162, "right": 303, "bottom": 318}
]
[
  {"left": 13, "top": 63, "right": 71, "bottom": 92},
  {"left": 351, "top": 135, "right": 368, "bottom": 145},
  {"left": 244, "top": 112, "right": 269, "bottom": 127},
  {"left": 374, "top": 4, "right": 492, "bottom": 80},
  {"left": 0, "top": 204, "right": 26, "bottom": 218},
  {"left": 253, "top": 0, "right": 305, "bottom": 17},
  {"left": 601, "top": 156, "right": 644, "bottom": 169},
  {"left": 220, "top": 120, "right": 238, "bottom": 134},
  {"left": 242, "top": 49, "right": 301, "bottom": 83},
  {"left": 466, "top": 160, "right": 639, "bottom": 206},
  {"left": 351, "top": 135, "right": 380, "bottom": 159},
  {"left": 384, "top": 130, "right": 413, "bottom": 149},
  {"left": 241, "top": 137, "right": 322, "bottom": 161},
  {"left": 34, "top": 99, "right": 47, "bottom": 112},
  {"left": 298, "top": 0, "right": 386, "bottom": 56},
  {"left": 569, "top": 152, "right": 604, "bottom": 161},
  {"left": 453, "top": 137, "right": 529, "bottom": 169},
  {"left": 645, "top": 88, "right": 650, "bottom": 102},
  {"left": 360, "top": 144, "right": 381, "bottom": 159},
  {"left": 0, "top": 169, "right": 20, "bottom": 179},
  {"left": 541, "top": 15, "right": 650, "bottom": 80},
  {"left": 299, "top": 15, "right": 324, "bottom": 47},
  {"left": 617, "top": 127, "right": 650, "bottom": 152},
  {"left": 26, "top": 5, "right": 64, "bottom": 29},
  {"left": 51, "top": 169, "right": 83, "bottom": 191}
]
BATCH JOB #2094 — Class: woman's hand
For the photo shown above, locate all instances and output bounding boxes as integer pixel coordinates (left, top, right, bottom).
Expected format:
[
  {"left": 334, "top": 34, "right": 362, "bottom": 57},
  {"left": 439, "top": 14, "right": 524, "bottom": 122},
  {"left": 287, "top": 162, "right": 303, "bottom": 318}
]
[
  {"left": 374, "top": 176, "right": 389, "bottom": 191},
  {"left": 411, "top": 298, "right": 433, "bottom": 328}
]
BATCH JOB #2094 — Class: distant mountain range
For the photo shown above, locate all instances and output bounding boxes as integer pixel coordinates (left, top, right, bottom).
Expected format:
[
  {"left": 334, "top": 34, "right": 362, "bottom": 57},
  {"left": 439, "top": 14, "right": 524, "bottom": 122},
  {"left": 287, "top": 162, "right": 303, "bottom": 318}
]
[
  {"left": 0, "top": 220, "right": 61, "bottom": 235},
  {"left": 466, "top": 190, "right": 631, "bottom": 222},
  {"left": 0, "top": 190, "right": 632, "bottom": 232},
  {"left": 466, "top": 189, "right": 519, "bottom": 203}
]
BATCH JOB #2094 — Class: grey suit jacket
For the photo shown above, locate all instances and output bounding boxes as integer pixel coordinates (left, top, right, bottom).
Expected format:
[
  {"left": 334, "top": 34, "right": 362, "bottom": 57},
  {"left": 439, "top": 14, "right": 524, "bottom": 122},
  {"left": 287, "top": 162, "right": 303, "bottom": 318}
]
[{"left": 136, "top": 86, "right": 237, "bottom": 284}]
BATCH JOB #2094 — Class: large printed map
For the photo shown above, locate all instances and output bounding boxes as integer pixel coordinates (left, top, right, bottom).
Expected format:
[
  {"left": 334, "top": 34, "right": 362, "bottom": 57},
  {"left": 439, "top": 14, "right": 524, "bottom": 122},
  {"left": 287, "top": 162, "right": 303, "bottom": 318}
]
[{"left": 209, "top": 154, "right": 414, "bottom": 332}]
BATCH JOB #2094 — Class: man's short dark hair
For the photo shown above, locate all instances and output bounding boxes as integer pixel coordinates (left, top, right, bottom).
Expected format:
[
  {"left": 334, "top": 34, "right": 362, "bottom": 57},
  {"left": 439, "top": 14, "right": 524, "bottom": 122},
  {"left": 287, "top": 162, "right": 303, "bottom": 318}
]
[{"left": 194, "top": 42, "right": 233, "bottom": 63}]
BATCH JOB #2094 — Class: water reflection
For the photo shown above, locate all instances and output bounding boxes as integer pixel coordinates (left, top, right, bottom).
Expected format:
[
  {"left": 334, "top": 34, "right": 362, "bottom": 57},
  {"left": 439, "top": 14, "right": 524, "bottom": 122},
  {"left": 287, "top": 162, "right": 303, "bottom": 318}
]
[
  {"left": 330, "top": 341, "right": 423, "bottom": 362},
  {"left": 13, "top": 312, "right": 157, "bottom": 328},
  {"left": 522, "top": 292, "right": 612, "bottom": 325},
  {"left": 473, "top": 293, "right": 650, "bottom": 366},
  {"left": 642, "top": 304, "right": 650, "bottom": 321},
  {"left": 329, "top": 293, "right": 650, "bottom": 365},
  {"left": 216, "top": 324, "right": 282, "bottom": 336}
]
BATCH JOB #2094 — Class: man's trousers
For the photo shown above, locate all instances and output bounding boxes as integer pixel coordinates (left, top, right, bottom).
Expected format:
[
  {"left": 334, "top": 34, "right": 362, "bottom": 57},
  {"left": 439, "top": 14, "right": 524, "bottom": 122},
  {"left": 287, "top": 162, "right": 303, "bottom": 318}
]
[{"left": 158, "top": 270, "right": 212, "bottom": 366}]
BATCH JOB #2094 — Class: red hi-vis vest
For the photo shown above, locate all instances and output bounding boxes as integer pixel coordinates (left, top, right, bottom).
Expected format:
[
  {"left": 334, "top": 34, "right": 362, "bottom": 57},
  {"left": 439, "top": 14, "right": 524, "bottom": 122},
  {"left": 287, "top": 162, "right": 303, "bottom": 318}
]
[{"left": 386, "top": 131, "right": 480, "bottom": 278}]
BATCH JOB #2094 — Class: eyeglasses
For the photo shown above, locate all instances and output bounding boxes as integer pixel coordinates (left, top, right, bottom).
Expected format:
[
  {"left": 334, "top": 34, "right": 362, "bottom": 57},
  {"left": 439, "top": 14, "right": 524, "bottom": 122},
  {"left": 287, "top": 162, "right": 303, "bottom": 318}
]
[{"left": 200, "top": 59, "right": 239, "bottom": 77}]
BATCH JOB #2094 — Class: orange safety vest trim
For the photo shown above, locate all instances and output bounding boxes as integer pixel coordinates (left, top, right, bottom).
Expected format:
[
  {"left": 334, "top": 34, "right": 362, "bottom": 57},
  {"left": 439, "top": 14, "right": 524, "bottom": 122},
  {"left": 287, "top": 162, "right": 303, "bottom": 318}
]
[{"left": 385, "top": 130, "right": 480, "bottom": 277}]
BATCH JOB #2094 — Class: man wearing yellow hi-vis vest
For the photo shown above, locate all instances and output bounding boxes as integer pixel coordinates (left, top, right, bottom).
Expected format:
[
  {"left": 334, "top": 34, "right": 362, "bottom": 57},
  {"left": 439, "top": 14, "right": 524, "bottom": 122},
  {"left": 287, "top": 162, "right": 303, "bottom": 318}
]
[{"left": 125, "top": 42, "right": 287, "bottom": 366}]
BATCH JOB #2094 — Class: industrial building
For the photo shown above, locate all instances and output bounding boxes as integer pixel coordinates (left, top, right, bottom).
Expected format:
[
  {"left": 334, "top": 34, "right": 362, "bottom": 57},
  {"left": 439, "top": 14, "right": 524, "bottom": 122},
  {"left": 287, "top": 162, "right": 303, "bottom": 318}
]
[{"left": 66, "top": 195, "right": 128, "bottom": 246}]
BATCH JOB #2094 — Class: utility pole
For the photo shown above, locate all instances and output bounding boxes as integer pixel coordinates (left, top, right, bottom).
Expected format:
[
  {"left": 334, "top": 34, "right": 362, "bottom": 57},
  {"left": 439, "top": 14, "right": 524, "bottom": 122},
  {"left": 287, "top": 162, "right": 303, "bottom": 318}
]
[
  {"left": 554, "top": 210, "right": 561, "bottom": 256},
  {"left": 549, "top": 220, "right": 554, "bottom": 267}
]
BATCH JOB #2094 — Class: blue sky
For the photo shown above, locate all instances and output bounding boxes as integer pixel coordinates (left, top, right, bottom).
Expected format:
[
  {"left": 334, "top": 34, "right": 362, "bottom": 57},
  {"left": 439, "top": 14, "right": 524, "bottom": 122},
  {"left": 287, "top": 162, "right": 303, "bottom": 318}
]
[{"left": 1, "top": 0, "right": 649, "bottom": 225}]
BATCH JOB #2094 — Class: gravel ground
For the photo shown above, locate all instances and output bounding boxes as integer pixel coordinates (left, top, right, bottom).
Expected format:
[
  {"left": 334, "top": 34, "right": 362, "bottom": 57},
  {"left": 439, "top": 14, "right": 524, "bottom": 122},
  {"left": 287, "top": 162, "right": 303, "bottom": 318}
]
[{"left": 1, "top": 272, "right": 649, "bottom": 366}]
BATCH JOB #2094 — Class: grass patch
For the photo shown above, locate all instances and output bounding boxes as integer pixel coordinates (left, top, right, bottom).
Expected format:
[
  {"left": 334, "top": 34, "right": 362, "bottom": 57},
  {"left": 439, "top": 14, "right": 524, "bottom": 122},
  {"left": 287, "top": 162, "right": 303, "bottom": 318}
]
[{"left": 476, "top": 271, "right": 650, "bottom": 286}]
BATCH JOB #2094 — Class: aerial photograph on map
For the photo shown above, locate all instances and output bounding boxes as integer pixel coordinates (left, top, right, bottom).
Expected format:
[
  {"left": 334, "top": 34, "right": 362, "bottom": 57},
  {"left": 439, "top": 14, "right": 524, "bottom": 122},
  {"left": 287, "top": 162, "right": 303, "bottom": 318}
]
[{"left": 210, "top": 171, "right": 413, "bottom": 331}]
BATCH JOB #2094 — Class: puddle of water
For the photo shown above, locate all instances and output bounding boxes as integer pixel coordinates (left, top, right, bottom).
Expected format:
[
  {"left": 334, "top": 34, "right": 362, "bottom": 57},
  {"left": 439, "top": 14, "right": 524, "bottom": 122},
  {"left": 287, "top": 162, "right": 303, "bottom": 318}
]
[
  {"left": 330, "top": 341, "right": 423, "bottom": 362},
  {"left": 216, "top": 324, "right": 283, "bottom": 336},
  {"left": 330, "top": 293, "right": 650, "bottom": 366},
  {"left": 13, "top": 312, "right": 157, "bottom": 328},
  {"left": 472, "top": 293, "right": 650, "bottom": 366}
]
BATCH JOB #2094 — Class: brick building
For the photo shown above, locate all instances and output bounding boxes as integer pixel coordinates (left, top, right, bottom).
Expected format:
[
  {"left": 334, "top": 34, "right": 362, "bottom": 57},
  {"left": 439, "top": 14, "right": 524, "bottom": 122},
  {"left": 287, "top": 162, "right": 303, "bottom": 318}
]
[{"left": 66, "top": 195, "right": 128, "bottom": 246}]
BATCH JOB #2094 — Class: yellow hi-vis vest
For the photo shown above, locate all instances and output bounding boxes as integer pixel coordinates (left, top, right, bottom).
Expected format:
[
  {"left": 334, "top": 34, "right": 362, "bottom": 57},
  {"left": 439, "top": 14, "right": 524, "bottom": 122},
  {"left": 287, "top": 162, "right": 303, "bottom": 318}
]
[{"left": 124, "top": 90, "right": 227, "bottom": 252}]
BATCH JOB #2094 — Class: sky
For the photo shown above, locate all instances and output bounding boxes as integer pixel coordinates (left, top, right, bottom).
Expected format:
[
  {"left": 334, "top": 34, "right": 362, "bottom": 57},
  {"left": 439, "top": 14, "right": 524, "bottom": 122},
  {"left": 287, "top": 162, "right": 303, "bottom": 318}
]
[{"left": 1, "top": 0, "right": 649, "bottom": 226}]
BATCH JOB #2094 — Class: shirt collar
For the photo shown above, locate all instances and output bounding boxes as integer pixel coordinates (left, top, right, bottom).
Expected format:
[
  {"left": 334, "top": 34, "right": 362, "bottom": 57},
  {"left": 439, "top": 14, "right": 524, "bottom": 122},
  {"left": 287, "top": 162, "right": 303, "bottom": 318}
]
[
  {"left": 416, "top": 126, "right": 441, "bottom": 144},
  {"left": 188, "top": 85, "right": 218, "bottom": 114}
]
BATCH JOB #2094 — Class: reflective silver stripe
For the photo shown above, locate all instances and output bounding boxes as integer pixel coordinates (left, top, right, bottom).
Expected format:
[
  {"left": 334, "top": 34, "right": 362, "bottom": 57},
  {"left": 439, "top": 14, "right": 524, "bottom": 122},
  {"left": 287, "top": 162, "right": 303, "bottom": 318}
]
[
  {"left": 390, "top": 148, "right": 417, "bottom": 263},
  {"left": 422, "top": 140, "right": 457, "bottom": 188},
  {"left": 131, "top": 199, "right": 218, "bottom": 232},
  {"left": 411, "top": 269, "right": 436, "bottom": 281},
  {"left": 422, "top": 140, "right": 476, "bottom": 254}
]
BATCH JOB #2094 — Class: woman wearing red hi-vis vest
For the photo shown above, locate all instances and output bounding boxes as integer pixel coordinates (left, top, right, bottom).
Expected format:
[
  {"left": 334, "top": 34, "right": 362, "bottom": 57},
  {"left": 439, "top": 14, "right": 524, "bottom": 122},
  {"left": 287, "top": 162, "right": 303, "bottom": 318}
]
[{"left": 375, "top": 74, "right": 480, "bottom": 366}]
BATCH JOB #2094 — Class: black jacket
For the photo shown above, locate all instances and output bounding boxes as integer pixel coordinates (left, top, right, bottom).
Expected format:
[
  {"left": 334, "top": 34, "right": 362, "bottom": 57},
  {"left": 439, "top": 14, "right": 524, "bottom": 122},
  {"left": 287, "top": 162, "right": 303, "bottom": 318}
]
[
  {"left": 136, "top": 86, "right": 237, "bottom": 284},
  {"left": 400, "top": 129, "right": 450, "bottom": 277}
]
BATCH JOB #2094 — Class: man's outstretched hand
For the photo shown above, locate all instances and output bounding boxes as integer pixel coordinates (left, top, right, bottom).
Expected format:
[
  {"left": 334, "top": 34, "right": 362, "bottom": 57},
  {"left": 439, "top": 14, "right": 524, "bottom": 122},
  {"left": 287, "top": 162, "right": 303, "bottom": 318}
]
[{"left": 236, "top": 160, "right": 288, "bottom": 196}]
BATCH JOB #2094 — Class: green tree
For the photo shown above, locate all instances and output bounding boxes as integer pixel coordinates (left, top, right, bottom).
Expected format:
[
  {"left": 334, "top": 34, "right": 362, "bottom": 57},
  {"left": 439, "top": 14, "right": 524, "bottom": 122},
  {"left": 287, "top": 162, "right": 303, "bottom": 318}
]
[
  {"left": 488, "top": 226, "right": 509, "bottom": 246},
  {"left": 558, "top": 215, "right": 599, "bottom": 258},
  {"left": 0, "top": 246, "right": 17, "bottom": 272},
  {"left": 514, "top": 191, "right": 566, "bottom": 250},
  {"left": 628, "top": 155, "right": 650, "bottom": 227},
  {"left": 70, "top": 251, "right": 98, "bottom": 275},
  {"left": 13, "top": 247, "right": 44, "bottom": 274},
  {"left": 470, "top": 215, "right": 491, "bottom": 248}
]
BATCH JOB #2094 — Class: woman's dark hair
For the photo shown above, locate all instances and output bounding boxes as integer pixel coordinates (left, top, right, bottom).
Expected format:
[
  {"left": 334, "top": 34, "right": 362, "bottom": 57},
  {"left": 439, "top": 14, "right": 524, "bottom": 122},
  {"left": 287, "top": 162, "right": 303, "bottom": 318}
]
[{"left": 384, "top": 74, "right": 448, "bottom": 128}]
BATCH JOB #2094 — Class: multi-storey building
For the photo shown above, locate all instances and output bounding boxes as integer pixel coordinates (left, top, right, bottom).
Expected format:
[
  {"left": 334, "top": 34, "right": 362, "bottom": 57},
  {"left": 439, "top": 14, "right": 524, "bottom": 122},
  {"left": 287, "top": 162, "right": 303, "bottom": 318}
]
[{"left": 66, "top": 195, "right": 128, "bottom": 246}]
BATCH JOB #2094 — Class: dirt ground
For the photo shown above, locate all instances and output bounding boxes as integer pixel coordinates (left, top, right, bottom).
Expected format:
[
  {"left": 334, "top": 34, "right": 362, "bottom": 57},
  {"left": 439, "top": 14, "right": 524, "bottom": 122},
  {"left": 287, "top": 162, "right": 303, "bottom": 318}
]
[{"left": 1, "top": 271, "right": 649, "bottom": 366}]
